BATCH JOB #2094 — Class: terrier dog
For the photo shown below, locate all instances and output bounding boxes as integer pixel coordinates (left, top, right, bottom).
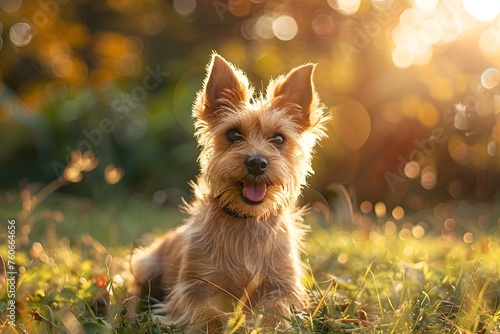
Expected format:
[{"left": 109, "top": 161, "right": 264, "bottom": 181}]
[{"left": 131, "top": 54, "right": 328, "bottom": 331}]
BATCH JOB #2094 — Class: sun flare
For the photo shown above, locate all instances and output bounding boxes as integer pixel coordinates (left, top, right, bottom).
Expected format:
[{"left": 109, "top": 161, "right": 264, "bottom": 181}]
[{"left": 462, "top": 0, "right": 500, "bottom": 22}]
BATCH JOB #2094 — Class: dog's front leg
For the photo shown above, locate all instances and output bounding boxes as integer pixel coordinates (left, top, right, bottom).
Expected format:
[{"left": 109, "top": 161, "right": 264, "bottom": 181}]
[
  {"left": 257, "top": 288, "right": 307, "bottom": 329},
  {"left": 258, "top": 297, "right": 293, "bottom": 329},
  {"left": 154, "top": 280, "right": 226, "bottom": 332}
]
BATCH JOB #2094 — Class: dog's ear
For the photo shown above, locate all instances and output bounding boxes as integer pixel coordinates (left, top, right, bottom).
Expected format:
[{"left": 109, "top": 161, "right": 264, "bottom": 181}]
[
  {"left": 270, "top": 64, "right": 319, "bottom": 129},
  {"left": 199, "top": 54, "right": 249, "bottom": 123}
]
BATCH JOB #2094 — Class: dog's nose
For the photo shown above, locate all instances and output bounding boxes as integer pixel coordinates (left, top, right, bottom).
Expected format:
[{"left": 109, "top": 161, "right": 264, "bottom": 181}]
[{"left": 246, "top": 156, "right": 268, "bottom": 176}]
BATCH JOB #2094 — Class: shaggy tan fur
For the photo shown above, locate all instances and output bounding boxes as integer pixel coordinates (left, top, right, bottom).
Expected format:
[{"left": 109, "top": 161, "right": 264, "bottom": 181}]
[{"left": 130, "top": 54, "right": 328, "bottom": 332}]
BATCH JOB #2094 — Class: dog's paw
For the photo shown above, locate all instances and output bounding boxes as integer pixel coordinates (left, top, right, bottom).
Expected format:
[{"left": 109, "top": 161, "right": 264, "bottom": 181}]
[{"left": 153, "top": 301, "right": 227, "bottom": 332}]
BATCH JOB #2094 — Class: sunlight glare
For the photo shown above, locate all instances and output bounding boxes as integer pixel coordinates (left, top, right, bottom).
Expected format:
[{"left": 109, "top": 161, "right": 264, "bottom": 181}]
[
  {"left": 462, "top": 0, "right": 500, "bottom": 22},
  {"left": 391, "top": 1, "right": 499, "bottom": 68},
  {"left": 392, "top": 45, "right": 414, "bottom": 68},
  {"left": 418, "top": 19, "right": 442, "bottom": 45},
  {"left": 413, "top": 0, "right": 437, "bottom": 13},
  {"left": 414, "top": 43, "right": 433, "bottom": 66}
]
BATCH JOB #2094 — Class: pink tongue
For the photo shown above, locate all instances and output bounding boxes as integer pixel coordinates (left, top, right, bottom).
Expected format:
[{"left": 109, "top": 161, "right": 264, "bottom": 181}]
[{"left": 242, "top": 181, "right": 267, "bottom": 202}]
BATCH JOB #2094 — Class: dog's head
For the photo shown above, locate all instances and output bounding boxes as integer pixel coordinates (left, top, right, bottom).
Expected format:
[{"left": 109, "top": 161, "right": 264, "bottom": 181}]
[{"left": 193, "top": 54, "right": 328, "bottom": 220}]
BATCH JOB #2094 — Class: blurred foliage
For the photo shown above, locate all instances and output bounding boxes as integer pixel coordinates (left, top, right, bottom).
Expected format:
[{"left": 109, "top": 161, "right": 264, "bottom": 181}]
[{"left": 1, "top": 0, "right": 500, "bottom": 212}]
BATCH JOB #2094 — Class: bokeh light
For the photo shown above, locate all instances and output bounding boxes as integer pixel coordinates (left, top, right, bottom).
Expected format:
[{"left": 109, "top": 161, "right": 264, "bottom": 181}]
[
  {"left": 374, "top": 202, "right": 386, "bottom": 218},
  {"left": 173, "top": 0, "right": 196, "bottom": 16},
  {"left": 384, "top": 221, "right": 397, "bottom": 236},
  {"left": 337, "top": 252, "right": 348, "bottom": 264},
  {"left": 329, "top": 98, "right": 371, "bottom": 150},
  {"left": 392, "top": 206, "right": 405, "bottom": 220},
  {"left": 104, "top": 164, "right": 124, "bottom": 185},
  {"left": 403, "top": 245, "right": 414, "bottom": 256},
  {"left": 152, "top": 190, "right": 167, "bottom": 205},
  {"left": 487, "top": 139, "right": 496, "bottom": 156},
  {"left": 478, "top": 30, "right": 500, "bottom": 54},
  {"left": 51, "top": 58, "right": 74, "bottom": 78},
  {"left": 412, "top": 224, "right": 425, "bottom": 239},
  {"left": 360, "top": 201, "right": 373, "bottom": 214},
  {"left": 418, "top": 103, "right": 439, "bottom": 127},
  {"left": 447, "top": 179, "right": 463, "bottom": 198},
  {"left": 463, "top": 232, "right": 474, "bottom": 244},
  {"left": 480, "top": 68, "right": 500, "bottom": 89},
  {"left": 444, "top": 218, "right": 456, "bottom": 230},
  {"left": 334, "top": 0, "right": 361, "bottom": 15},
  {"left": 448, "top": 135, "right": 470, "bottom": 165},
  {"left": 9, "top": 22, "right": 32, "bottom": 47},
  {"left": 311, "top": 12, "right": 335, "bottom": 37},
  {"left": 0, "top": 0, "right": 21, "bottom": 12},
  {"left": 228, "top": 0, "right": 252, "bottom": 17},
  {"left": 272, "top": 15, "right": 298, "bottom": 41},
  {"left": 404, "top": 161, "right": 420, "bottom": 179},
  {"left": 420, "top": 165, "right": 437, "bottom": 190}
]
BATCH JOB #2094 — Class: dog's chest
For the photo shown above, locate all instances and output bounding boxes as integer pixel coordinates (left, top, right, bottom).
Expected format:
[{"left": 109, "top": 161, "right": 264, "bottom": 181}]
[{"left": 217, "top": 226, "right": 288, "bottom": 278}]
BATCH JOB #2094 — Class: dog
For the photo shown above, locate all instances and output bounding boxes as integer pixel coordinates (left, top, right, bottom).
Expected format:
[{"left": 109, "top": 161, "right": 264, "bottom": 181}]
[{"left": 130, "top": 53, "right": 329, "bottom": 332}]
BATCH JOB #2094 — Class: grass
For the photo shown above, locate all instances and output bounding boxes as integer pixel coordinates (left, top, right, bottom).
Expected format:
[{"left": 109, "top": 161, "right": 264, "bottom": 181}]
[{"left": 1, "top": 185, "right": 500, "bottom": 333}]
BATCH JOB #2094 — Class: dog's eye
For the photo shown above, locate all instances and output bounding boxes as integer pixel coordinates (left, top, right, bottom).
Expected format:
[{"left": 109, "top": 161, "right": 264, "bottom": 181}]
[
  {"left": 270, "top": 134, "right": 285, "bottom": 145},
  {"left": 227, "top": 129, "right": 244, "bottom": 143}
]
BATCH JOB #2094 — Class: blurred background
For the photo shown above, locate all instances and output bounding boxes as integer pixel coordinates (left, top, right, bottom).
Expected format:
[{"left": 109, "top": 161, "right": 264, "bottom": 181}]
[{"left": 1, "top": 0, "right": 500, "bottom": 237}]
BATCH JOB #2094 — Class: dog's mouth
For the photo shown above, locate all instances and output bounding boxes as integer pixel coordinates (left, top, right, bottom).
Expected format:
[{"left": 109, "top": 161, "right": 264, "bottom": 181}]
[{"left": 240, "top": 180, "right": 269, "bottom": 204}]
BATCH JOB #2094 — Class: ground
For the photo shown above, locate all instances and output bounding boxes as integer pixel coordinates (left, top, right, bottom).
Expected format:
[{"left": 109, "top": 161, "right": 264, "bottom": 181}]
[{"left": 1, "top": 194, "right": 499, "bottom": 333}]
